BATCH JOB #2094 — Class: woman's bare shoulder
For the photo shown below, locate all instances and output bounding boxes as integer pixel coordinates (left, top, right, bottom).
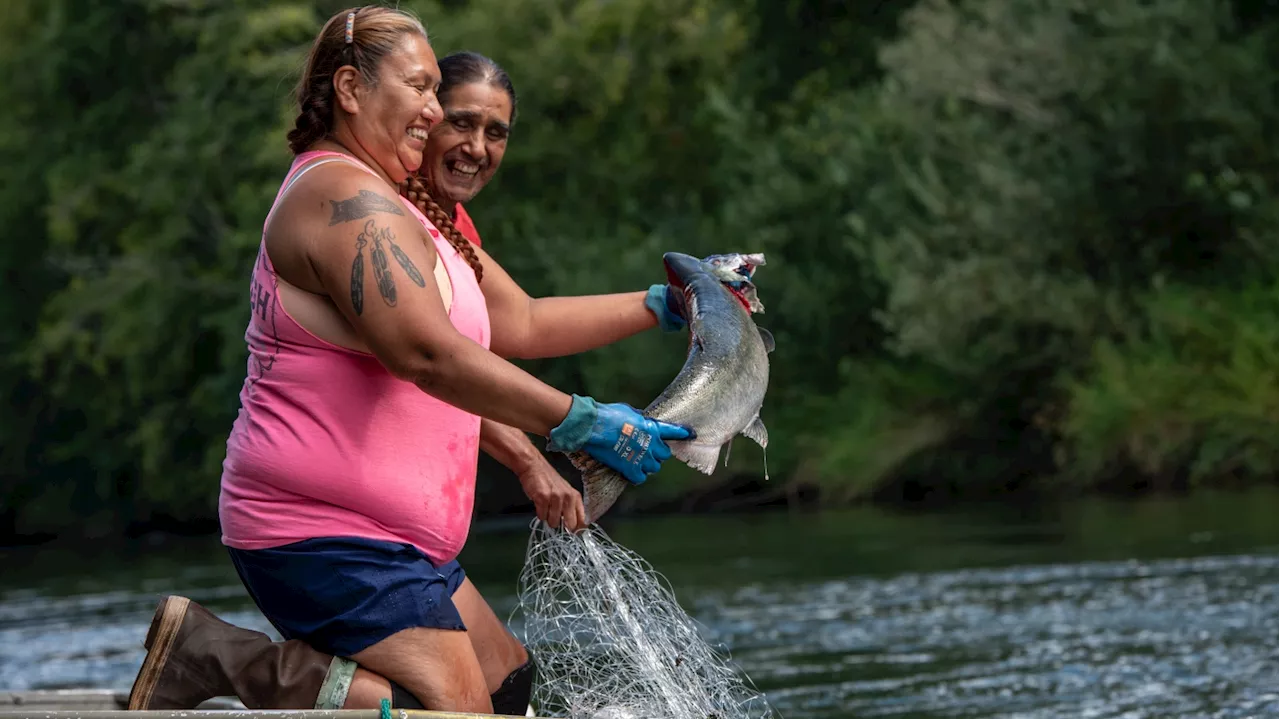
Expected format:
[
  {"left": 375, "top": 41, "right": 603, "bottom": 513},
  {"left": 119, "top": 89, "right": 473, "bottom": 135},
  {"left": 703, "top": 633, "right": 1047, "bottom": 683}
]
[{"left": 278, "top": 160, "right": 408, "bottom": 227}]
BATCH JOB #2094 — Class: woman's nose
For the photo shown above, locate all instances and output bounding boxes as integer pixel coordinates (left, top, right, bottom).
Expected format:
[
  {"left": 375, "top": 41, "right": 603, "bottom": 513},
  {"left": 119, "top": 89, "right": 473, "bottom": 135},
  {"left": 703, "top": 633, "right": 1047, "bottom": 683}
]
[
  {"left": 461, "top": 131, "right": 484, "bottom": 158},
  {"left": 422, "top": 93, "right": 443, "bottom": 126}
]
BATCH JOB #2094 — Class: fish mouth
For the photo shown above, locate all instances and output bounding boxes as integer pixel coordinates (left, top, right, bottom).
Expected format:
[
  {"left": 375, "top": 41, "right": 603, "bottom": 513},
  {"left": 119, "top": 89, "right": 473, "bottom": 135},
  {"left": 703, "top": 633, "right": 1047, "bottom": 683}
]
[
  {"left": 663, "top": 251, "right": 767, "bottom": 313},
  {"left": 725, "top": 285, "right": 753, "bottom": 312},
  {"left": 662, "top": 252, "right": 702, "bottom": 290}
]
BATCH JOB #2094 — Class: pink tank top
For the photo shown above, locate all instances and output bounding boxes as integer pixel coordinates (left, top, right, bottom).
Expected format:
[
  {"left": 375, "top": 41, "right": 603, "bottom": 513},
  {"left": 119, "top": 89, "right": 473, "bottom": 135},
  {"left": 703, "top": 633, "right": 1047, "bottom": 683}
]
[{"left": 218, "top": 151, "right": 490, "bottom": 565}]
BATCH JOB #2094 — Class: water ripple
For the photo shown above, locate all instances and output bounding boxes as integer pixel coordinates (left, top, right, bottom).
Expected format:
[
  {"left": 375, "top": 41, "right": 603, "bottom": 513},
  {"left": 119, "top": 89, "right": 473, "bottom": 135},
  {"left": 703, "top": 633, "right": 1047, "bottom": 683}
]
[
  {"left": 694, "top": 553, "right": 1278, "bottom": 718},
  {"left": 0, "top": 545, "right": 1274, "bottom": 718}
]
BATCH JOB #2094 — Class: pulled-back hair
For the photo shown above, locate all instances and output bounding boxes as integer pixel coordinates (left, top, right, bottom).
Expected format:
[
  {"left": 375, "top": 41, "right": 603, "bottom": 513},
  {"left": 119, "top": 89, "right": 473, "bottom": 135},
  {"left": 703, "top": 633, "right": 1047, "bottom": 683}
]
[
  {"left": 398, "top": 51, "right": 518, "bottom": 285},
  {"left": 287, "top": 6, "right": 427, "bottom": 155},
  {"left": 289, "top": 7, "right": 484, "bottom": 284},
  {"left": 438, "top": 51, "right": 518, "bottom": 125}
]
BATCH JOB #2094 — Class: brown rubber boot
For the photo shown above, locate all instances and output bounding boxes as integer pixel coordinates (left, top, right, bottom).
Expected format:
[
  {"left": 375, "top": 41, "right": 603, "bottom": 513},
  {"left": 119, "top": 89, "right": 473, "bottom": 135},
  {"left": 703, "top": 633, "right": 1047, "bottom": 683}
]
[{"left": 127, "top": 595, "right": 339, "bottom": 710}]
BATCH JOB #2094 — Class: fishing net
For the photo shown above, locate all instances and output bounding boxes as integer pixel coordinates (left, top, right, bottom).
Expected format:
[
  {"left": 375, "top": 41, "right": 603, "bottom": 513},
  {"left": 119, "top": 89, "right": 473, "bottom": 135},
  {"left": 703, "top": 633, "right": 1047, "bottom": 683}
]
[{"left": 514, "top": 519, "right": 779, "bottom": 719}]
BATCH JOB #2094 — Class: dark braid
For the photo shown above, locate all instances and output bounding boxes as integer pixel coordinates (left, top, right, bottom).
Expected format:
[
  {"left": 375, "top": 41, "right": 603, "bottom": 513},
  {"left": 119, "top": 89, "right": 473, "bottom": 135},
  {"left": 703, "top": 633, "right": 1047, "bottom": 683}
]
[
  {"left": 400, "top": 175, "right": 484, "bottom": 283},
  {"left": 287, "top": 75, "right": 337, "bottom": 155}
]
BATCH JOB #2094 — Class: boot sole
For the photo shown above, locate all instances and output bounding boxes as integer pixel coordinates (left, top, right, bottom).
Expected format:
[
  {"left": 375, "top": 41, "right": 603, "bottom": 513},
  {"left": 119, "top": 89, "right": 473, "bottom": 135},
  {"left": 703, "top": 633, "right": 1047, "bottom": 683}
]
[{"left": 127, "top": 595, "right": 191, "bottom": 710}]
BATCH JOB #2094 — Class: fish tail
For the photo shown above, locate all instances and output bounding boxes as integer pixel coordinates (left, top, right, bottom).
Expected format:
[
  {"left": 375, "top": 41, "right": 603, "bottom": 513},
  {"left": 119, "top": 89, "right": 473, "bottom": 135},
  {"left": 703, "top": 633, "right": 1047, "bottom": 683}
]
[{"left": 569, "top": 451, "right": 631, "bottom": 524}]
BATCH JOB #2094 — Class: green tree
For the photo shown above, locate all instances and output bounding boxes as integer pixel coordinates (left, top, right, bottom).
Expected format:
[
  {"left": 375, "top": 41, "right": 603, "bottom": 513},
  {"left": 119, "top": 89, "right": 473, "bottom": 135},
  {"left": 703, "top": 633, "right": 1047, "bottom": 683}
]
[
  {"left": 796, "top": 0, "right": 1277, "bottom": 496},
  {"left": 11, "top": 1, "right": 325, "bottom": 534}
]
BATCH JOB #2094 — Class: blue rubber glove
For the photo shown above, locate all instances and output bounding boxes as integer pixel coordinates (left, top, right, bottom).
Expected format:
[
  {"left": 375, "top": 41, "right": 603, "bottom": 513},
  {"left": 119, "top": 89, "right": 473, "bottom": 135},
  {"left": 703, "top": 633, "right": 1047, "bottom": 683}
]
[
  {"left": 645, "top": 284, "right": 688, "bottom": 332},
  {"left": 546, "top": 394, "right": 695, "bottom": 485}
]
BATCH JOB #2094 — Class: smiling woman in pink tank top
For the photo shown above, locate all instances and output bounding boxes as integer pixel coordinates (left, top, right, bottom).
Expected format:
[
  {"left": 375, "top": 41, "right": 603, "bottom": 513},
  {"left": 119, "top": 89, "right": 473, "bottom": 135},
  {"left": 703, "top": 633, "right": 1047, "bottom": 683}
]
[{"left": 121, "top": 6, "right": 728, "bottom": 717}]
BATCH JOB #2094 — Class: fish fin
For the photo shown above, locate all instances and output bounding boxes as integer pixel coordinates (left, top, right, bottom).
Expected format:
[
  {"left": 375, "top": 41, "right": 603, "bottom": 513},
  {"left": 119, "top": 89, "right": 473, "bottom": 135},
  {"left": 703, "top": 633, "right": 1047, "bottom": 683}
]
[
  {"left": 722, "top": 439, "right": 732, "bottom": 467},
  {"left": 741, "top": 416, "right": 770, "bottom": 482},
  {"left": 741, "top": 415, "right": 768, "bottom": 449},
  {"left": 574, "top": 451, "right": 630, "bottom": 524},
  {"left": 672, "top": 441, "right": 720, "bottom": 475},
  {"left": 757, "top": 327, "right": 775, "bottom": 353}
]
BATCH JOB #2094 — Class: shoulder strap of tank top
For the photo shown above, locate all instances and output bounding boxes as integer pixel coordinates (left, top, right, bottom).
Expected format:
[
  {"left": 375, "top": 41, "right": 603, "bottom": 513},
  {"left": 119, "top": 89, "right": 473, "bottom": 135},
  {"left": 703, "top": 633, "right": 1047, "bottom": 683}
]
[
  {"left": 287, "top": 150, "right": 384, "bottom": 188},
  {"left": 265, "top": 151, "right": 388, "bottom": 228}
]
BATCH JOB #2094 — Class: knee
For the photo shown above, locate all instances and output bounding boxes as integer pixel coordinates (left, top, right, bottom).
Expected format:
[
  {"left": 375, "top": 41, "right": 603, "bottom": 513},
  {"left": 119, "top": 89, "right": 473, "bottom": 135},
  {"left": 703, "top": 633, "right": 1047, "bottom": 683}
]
[
  {"left": 390, "top": 678, "right": 491, "bottom": 713},
  {"left": 511, "top": 638, "right": 530, "bottom": 667},
  {"left": 490, "top": 652, "right": 536, "bottom": 716}
]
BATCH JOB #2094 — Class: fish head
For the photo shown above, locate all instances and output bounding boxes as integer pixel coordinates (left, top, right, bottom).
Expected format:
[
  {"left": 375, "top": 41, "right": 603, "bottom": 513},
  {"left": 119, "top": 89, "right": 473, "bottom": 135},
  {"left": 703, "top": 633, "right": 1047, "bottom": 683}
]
[
  {"left": 661, "top": 252, "right": 705, "bottom": 290},
  {"left": 663, "top": 251, "right": 767, "bottom": 314},
  {"left": 702, "top": 252, "right": 766, "bottom": 281}
]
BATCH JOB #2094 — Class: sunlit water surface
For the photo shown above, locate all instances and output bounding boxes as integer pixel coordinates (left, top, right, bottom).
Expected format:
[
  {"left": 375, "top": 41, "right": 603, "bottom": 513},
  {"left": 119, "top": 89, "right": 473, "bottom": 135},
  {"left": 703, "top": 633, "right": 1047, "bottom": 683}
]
[{"left": 2, "top": 489, "right": 1276, "bottom": 718}]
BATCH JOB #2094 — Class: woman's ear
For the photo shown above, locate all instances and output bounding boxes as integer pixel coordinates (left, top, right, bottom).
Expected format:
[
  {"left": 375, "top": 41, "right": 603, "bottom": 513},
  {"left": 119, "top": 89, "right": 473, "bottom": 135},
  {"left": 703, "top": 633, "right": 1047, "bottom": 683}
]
[{"left": 333, "top": 66, "right": 362, "bottom": 115}]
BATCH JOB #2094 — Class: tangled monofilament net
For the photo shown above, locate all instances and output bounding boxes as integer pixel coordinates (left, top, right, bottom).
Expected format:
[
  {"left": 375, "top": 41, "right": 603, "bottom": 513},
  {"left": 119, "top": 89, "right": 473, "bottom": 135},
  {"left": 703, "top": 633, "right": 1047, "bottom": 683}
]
[{"left": 514, "top": 520, "right": 780, "bottom": 719}]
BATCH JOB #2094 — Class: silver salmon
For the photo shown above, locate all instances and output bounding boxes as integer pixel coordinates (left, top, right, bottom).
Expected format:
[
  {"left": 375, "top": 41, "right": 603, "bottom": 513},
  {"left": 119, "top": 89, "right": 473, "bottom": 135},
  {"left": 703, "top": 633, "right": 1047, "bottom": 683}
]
[{"left": 571, "top": 251, "right": 774, "bottom": 523}]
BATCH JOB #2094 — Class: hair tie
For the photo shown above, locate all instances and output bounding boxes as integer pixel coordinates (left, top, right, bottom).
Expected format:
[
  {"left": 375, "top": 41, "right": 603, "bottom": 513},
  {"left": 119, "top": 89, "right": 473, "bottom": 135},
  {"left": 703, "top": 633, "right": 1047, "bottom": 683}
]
[{"left": 344, "top": 11, "right": 355, "bottom": 44}]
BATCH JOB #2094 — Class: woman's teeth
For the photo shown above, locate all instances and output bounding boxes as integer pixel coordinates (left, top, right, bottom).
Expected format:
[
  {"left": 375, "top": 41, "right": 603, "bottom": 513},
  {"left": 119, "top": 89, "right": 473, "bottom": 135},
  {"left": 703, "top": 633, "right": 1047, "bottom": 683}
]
[
  {"left": 407, "top": 127, "right": 429, "bottom": 142},
  {"left": 448, "top": 161, "right": 479, "bottom": 178}
]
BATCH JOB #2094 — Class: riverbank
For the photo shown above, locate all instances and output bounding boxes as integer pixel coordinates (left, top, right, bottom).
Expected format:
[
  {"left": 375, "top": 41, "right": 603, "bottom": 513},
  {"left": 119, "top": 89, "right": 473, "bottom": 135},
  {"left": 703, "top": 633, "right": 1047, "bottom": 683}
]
[{"left": 2, "top": 474, "right": 1273, "bottom": 550}]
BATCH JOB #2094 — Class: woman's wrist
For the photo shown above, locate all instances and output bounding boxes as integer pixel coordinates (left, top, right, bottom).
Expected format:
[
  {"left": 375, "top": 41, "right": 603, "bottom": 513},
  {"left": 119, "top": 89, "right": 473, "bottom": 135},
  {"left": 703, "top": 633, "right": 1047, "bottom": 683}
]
[
  {"left": 644, "top": 284, "right": 686, "bottom": 332},
  {"left": 546, "top": 394, "right": 596, "bottom": 452}
]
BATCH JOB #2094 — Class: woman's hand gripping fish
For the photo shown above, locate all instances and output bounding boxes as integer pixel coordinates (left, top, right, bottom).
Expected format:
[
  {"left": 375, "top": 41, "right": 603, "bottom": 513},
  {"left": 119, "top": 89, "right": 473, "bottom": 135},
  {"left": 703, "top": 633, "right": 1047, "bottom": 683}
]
[{"left": 569, "top": 252, "right": 773, "bottom": 524}]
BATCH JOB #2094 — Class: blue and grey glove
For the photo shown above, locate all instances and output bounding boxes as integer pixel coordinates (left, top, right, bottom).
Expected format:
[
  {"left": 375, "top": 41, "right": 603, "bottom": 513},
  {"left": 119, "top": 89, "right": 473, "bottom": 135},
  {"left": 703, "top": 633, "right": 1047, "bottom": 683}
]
[
  {"left": 547, "top": 394, "right": 695, "bottom": 485},
  {"left": 645, "top": 284, "right": 688, "bottom": 332}
]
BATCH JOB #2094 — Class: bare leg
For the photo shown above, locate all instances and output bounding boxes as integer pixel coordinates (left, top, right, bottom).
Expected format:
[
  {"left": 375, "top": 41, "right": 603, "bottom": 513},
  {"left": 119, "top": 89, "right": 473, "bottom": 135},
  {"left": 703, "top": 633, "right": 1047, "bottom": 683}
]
[
  {"left": 351, "top": 626, "right": 492, "bottom": 712},
  {"left": 314, "top": 578, "right": 526, "bottom": 711},
  {"left": 451, "top": 578, "right": 530, "bottom": 692},
  {"left": 342, "top": 668, "right": 391, "bottom": 708}
]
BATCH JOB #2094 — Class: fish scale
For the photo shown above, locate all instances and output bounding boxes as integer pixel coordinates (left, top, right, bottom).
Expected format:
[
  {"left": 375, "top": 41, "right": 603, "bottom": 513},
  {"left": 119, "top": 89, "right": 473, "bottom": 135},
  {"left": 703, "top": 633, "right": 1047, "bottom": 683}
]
[{"left": 573, "top": 252, "right": 773, "bottom": 523}]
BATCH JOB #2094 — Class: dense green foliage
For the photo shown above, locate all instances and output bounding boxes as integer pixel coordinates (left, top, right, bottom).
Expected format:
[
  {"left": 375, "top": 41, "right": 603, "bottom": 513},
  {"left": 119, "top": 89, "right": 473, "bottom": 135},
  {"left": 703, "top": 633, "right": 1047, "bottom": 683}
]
[{"left": 1, "top": 0, "right": 1274, "bottom": 539}]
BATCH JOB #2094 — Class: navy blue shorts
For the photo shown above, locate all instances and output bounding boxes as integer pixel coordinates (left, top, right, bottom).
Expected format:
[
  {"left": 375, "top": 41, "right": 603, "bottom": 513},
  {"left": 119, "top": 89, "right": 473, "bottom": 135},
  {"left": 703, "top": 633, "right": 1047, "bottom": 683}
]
[{"left": 226, "top": 536, "right": 467, "bottom": 658}]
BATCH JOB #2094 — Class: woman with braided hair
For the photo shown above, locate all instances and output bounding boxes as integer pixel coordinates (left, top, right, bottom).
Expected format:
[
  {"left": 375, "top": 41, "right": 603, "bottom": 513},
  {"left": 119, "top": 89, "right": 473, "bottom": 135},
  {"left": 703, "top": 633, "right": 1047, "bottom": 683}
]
[
  {"left": 403, "top": 50, "right": 591, "bottom": 537},
  {"left": 123, "top": 5, "right": 709, "bottom": 716}
]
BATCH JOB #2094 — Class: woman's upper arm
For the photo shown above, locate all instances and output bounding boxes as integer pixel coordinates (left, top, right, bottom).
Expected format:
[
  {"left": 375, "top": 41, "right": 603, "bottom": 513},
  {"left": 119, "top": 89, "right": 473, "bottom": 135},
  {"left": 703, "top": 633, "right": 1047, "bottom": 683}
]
[
  {"left": 300, "top": 174, "right": 463, "bottom": 379},
  {"left": 468, "top": 242, "right": 535, "bottom": 358}
]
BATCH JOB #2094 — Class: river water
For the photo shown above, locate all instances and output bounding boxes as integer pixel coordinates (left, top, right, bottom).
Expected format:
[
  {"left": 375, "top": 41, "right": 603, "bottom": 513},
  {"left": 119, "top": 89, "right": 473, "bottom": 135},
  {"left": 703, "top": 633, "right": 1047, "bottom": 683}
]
[{"left": 1, "top": 488, "right": 1276, "bottom": 718}]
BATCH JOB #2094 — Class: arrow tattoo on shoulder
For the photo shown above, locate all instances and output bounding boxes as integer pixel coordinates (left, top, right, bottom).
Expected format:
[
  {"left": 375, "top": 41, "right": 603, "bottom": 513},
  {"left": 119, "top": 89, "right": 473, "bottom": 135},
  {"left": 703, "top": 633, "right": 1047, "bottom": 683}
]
[{"left": 329, "top": 190, "right": 406, "bottom": 225}]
